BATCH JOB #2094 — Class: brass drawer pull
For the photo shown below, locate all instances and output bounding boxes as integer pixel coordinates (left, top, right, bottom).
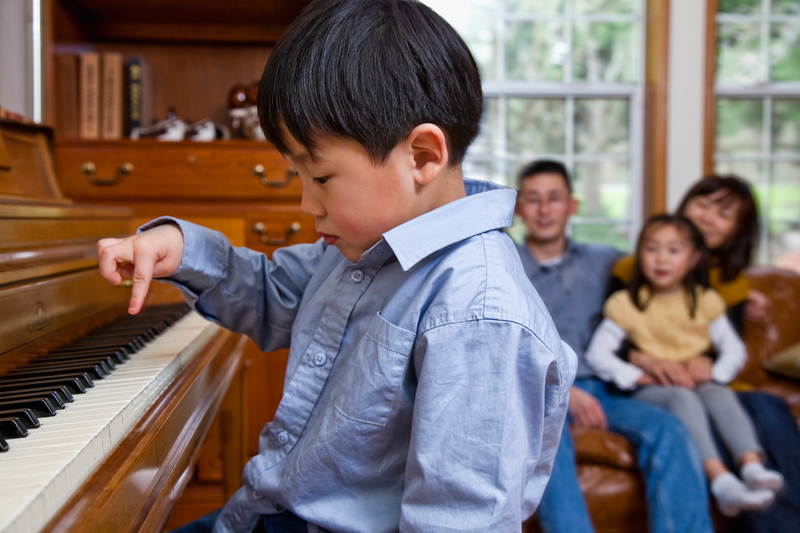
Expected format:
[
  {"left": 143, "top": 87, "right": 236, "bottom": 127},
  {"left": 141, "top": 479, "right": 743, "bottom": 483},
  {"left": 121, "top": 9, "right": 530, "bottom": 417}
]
[
  {"left": 252, "top": 165, "right": 298, "bottom": 188},
  {"left": 81, "top": 161, "right": 133, "bottom": 186},
  {"left": 252, "top": 221, "right": 301, "bottom": 246}
]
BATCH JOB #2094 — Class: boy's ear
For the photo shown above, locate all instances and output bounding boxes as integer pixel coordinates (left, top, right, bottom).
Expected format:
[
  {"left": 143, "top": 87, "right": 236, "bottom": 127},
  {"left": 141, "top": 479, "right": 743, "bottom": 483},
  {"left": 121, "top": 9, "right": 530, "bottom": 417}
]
[{"left": 406, "top": 124, "right": 449, "bottom": 186}]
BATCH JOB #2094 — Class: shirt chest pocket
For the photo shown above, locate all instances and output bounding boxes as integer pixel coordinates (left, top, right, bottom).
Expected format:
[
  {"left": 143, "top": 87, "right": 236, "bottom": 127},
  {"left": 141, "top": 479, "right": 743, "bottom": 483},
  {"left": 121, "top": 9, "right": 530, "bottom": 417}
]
[{"left": 332, "top": 312, "right": 416, "bottom": 427}]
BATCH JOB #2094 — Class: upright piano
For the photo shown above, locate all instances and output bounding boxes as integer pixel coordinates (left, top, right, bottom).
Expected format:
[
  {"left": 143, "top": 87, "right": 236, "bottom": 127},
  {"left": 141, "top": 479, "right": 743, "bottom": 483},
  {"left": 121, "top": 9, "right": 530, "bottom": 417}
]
[{"left": 0, "top": 119, "right": 247, "bottom": 533}]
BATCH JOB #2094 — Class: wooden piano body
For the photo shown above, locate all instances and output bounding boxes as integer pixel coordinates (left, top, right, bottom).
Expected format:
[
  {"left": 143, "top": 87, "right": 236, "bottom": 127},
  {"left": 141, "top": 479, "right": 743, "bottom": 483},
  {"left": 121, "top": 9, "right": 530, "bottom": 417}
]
[{"left": 0, "top": 119, "right": 249, "bottom": 533}]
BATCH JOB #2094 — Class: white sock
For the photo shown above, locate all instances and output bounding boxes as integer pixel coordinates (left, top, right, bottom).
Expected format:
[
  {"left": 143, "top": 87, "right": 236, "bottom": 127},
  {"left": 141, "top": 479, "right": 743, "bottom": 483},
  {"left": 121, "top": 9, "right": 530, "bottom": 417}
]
[
  {"left": 741, "top": 462, "right": 785, "bottom": 493},
  {"left": 710, "top": 472, "right": 775, "bottom": 517}
]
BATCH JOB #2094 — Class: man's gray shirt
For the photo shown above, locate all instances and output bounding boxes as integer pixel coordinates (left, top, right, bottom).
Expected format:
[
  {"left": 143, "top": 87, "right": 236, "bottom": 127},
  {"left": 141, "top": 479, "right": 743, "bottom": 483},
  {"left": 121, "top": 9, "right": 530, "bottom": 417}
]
[{"left": 516, "top": 240, "right": 623, "bottom": 379}]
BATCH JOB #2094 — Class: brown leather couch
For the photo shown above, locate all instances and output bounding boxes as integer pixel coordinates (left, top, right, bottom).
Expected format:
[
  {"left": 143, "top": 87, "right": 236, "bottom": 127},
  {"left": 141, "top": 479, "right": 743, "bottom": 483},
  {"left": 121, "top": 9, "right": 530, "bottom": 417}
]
[{"left": 525, "top": 267, "right": 800, "bottom": 533}]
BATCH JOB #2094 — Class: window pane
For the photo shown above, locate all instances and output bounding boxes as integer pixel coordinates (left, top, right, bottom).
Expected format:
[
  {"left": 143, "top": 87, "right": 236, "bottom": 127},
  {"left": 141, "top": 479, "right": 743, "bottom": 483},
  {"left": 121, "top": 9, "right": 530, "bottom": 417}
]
[
  {"left": 716, "top": 99, "right": 763, "bottom": 156},
  {"left": 573, "top": 161, "right": 631, "bottom": 219},
  {"left": 573, "top": 22, "right": 638, "bottom": 82},
  {"left": 505, "top": 21, "right": 566, "bottom": 81},
  {"left": 506, "top": 98, "right": 566, "bottom": 155},
  {"left": 770, "top": 22, "right": 800, "bottom": 82},
  {"left": 717, "top": 22, "right": 763, "bottom": 84},
  {"left": 572, "top": 223, "right": 632, "bottom": 251},
  {"left": 768, "top": 221, "right": 800, "bottom": 264},
  {"left": 575, "top": 99, "right": 630, "bottom": 154},
  {"left": 575, "top": 0, "right": 639, "bottom": 14},
  {"left": 772, "top": 0, "right": 800, "bottom": 15},
  {"left": 471, "top": 98, "right": 500, "bottom": 156},
  {"left": 714, "top": 160, "right": 764, "bottom": 189},
  {"left": 462, "top": 160, "right": 500, "bottom": 184},
  {"left": 505, "top": 0, "right": 564, "bottom": 14},
  {"left": 772, "top": 99, "right": 800, "bottom": 155},
  {"left": 719, "top": 0, "right": 762, "bottom": 14},
  {"left": 423, "top": 0, "right": 497, "bottom": 80},
  {"left": 769, "top": 162, "right": 800, "bottom": 222}
]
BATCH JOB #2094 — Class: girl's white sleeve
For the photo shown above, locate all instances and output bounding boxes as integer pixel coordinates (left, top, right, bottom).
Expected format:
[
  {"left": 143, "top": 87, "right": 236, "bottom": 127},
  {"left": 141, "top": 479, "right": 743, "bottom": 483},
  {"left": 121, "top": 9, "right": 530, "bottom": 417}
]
[
  {"left": 708, "top": 315, "right": 747, "bottom": 384},
  {"left": 584, "top": 318, "right": 645, "bottom": 390}
]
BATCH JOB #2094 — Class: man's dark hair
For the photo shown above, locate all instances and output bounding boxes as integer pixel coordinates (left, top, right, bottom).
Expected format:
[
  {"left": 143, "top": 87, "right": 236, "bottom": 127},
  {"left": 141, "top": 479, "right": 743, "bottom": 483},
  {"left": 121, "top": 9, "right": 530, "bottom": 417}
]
[
  {"left": 258, "top": 0, "right": 483, "bottom": 167},
  {"left": 517, "top": 160, "right": 572, "bottom": 193},
  {"left": 677, "top": 175, "right": 759, "bottom": 283}
]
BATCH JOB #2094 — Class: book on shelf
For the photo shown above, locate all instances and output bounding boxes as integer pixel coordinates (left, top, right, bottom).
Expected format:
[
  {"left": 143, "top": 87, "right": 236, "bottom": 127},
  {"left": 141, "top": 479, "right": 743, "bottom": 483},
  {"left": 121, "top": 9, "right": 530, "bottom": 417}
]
[
  {"left": 54, "top": 53, "right": 79, "bottom": 139},
  {"left": 101, "top": 52, "right": 124, "bottom": 139},
  {"left": 126, "top": 55, "right": 154, "bottom": 135},
  {"left": 78, "top": 52, "right": 100, "bottom": 139}
]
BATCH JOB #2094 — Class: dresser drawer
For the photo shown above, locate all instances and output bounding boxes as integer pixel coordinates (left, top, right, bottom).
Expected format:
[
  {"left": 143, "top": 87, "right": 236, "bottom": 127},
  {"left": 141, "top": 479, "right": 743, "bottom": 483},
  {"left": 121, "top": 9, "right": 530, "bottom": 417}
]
[
  {"left": 55, "top": 141, "right": 302, "bottom": 203},
  {"left": 245, "top": 212, "right": 318, "bottom": 257}
]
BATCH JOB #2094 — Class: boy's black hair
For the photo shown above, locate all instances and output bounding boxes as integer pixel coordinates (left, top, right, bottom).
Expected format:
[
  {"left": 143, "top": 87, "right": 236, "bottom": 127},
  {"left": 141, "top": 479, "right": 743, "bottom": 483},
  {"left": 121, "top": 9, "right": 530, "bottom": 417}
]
[
  {"left": 677, "top": 175, "right": 759, "bottom": 283},
  {"left": 517, "top": 160, "right": 572, "bottom": 193},
  {"left": 258, "top": 0, "right": 483, "bottom": 167},
  {"left": 628, "top": 214, "right": 710, "bottom": 318}
]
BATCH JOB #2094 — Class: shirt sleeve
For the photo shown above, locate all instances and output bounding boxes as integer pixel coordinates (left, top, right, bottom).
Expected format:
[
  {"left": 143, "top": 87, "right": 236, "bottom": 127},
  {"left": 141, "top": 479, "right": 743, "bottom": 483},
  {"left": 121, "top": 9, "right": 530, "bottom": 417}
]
[
  {"left": 138, "top": 217, "right": 326, "bottom": 352},
  {"left": 584, "top": 318, "right": 644, "bottom": 390},
  {"left": 399, "top": 320, "right": 576, "bottom": 532},
  {"left": 709, "top": 315, "right": 747, "bottom": 384}
]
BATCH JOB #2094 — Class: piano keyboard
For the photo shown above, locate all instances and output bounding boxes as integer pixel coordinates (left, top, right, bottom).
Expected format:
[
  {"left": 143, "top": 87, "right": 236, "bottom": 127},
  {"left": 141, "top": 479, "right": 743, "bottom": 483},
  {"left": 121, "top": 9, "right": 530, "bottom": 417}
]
[{"left": 0, "top": 305, "right": 219, "bottom": 533}]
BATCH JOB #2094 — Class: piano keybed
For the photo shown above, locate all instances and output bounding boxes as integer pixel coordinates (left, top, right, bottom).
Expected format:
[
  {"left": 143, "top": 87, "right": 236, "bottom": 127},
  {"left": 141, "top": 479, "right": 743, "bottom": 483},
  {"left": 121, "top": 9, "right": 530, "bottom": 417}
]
[{"left": 0, "top": 305, "right": 220, "bottom": 533}]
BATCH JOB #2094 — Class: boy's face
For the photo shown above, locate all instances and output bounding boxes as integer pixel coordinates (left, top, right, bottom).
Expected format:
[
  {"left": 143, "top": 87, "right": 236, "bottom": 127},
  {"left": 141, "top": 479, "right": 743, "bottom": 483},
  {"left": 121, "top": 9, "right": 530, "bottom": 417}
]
[
  {"left": 517, "top": 173, "right": 577, "bottom": 244},
  {"left": 284, "top": 134, "right": 419, "bottom": 263}
]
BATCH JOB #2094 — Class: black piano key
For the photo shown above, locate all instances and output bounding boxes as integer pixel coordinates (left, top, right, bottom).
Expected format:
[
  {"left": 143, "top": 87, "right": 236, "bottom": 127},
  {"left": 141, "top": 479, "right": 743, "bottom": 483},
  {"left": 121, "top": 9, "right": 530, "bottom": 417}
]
[
  {"left": 0, "top": 417, "right": 28, "bottom": 438},
  {"left": 0, "top": 397, "right": 58, "bottom": 416},
  {"left": 7, "top": 363, "right": 109, "bottom": 380},
  {"left": 0, "top": 385, "right": 74, "bottom": 403},
  {"left": 29, "top": 354, "right": 119, "bottom": 370},
  {"left": 24, "top": 358, "right": 114, "bottom": 375},
  {"left": 0, "top": 409, "right": 40, "bottom": 428},
  {"left": 47, "top": 347, "right": 129, "bottom": 362},
  {"left": 0, "top": 373, "right": 93, "bottom": 390},
  {"left": 0, "top": 376, "right": 88, "bottom": 394},
  {"left": 0, "top": 391, "right": 65, "bottom": 409},
  {"left": 0, "top": 434, "right": 8, "bottom": 452}
]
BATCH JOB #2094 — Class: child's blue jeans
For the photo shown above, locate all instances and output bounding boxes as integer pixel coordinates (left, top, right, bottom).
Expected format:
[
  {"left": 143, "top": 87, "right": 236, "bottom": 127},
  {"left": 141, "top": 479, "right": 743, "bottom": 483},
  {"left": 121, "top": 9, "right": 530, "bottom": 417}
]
[{"left": 170, "top": 508, "right": 307, "bottom": 533}]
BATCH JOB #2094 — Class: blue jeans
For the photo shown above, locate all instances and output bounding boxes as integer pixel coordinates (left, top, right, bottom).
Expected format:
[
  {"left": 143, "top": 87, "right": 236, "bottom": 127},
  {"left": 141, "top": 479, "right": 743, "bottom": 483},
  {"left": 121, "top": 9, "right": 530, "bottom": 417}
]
[
  {"left": 169, "top": 508, "right": 307, "bottom": 533},
  {"left": 537, "top": 378, "right": 713, "bottom": 533},
  {"left": 721, "top": 392, "right": 800, "bottom": 533}
]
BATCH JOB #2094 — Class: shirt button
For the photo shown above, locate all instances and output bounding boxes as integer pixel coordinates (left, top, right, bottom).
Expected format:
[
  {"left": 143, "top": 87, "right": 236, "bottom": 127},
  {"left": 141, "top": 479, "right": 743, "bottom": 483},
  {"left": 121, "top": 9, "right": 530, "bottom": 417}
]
[
  {"left": 351, "top": 270, "right": 364, "bottom": 283},
  {"left": 313, "top": 352, "right": 327, "bottom": 367},
  {"left": 276, "top": 430, "right": 289, "bottom": 444},
  {"left": 253, "top": 491, "right": 264, "bottom": 500}
]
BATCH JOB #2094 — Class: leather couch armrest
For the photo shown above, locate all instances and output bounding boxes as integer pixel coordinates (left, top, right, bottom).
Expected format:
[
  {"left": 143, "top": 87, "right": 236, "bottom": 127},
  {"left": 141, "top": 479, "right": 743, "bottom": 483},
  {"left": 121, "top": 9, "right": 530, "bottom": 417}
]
[{"left": 571, "top": 425, "right": 637, "bottom": 470}]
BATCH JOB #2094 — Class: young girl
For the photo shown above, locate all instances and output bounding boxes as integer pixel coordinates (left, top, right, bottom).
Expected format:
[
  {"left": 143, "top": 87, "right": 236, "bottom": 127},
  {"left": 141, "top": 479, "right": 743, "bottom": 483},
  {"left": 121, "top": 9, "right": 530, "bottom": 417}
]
[{"left": 585, "top": 214, "right": 784, "bottom": 517}]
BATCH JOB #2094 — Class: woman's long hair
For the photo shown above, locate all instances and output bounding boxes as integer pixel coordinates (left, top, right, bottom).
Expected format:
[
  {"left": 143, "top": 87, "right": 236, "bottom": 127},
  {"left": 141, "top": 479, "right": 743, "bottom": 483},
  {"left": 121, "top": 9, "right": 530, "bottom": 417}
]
[
  {"left": 677, "top": 175, "right": 759, "bottom": 282},
  {"left": 629, "top": 214, "right": 710, "bottom": 318}
]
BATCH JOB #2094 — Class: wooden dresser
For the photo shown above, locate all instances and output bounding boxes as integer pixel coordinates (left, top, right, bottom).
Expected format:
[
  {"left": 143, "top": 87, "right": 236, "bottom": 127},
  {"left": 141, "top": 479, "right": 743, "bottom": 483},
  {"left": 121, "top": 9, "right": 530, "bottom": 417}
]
[{"left": 43, "top": 0, "right": 316, "bottom": 527}]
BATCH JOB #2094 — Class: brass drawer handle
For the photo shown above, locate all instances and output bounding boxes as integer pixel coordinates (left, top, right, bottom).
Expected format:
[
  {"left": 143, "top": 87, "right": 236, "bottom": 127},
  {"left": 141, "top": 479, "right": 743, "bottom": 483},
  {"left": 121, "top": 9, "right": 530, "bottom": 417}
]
[
  {"left": 252, "top": 221, "right": 301, "bottom": 246},
  {"left": 252, "top": 165, "right": 298, "bottom": 188},
  {"left": 81, "top": 161, "right": 133, "bottom": 186}
]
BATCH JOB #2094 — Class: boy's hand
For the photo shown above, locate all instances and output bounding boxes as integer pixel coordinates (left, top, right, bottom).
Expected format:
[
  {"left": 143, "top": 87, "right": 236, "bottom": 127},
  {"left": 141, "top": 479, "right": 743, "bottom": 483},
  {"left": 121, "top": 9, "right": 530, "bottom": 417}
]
[
  {"left": 568, "top": 386, "right": 608, "bottom": 431},
  {"left": 97, "top": 224, "right": 184, "bottom": 315},
  {"left": 745, "top": 289, "right": 768, "bottom": 322},
  {"left": 684, "top": 355, "right": 713, "bottom": 384}
]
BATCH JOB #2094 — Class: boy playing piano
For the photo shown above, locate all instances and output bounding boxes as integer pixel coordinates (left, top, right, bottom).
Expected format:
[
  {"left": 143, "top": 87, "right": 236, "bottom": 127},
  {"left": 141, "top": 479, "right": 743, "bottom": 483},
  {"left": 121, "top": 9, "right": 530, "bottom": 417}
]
[{"left": 97, "top": 1, "right": 576, "bottom": 531}]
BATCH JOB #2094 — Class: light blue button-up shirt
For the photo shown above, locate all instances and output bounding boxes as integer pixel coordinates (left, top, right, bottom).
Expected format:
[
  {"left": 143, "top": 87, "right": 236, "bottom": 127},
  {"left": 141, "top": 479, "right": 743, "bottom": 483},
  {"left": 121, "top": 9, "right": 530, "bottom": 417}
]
[{"left": 149, "top": 179, "right": 576, "bottom": 533}]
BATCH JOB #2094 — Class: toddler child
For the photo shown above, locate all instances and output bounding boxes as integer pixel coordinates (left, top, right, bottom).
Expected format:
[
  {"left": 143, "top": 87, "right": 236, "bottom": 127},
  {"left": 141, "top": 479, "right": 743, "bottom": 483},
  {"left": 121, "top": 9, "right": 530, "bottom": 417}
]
[
  {"left": 97, "top": 1, "right": 577, "bottom": 532},
  {"left": 585, "top": 214, "right": 783, "bottom": 517}
]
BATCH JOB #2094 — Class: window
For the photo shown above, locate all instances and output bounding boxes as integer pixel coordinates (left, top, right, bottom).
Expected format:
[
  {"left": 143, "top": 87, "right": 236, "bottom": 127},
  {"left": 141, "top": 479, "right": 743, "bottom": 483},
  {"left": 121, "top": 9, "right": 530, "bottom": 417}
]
[
  {"left": 714, "top": 0, "right": 800, "bottom": 263},
  {"left": 423, "top": 0, "right": 645, "bottom": 250}
]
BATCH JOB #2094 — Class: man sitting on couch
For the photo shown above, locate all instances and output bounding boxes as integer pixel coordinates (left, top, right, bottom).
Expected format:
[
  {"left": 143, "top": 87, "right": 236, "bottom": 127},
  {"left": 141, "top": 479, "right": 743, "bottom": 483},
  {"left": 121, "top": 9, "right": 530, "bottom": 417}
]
[{"left": 515, "top": 160, "right": 714, "bottom": 533}]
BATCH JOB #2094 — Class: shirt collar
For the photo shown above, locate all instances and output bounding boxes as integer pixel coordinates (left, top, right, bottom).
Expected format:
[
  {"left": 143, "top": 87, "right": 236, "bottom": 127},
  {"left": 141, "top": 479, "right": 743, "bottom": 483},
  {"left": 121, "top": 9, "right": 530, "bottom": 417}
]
[
  {"left": 376, "top": 178, "right": 517, "bottom": 271},
  {"left": 522, "top": 238, "right": 580, "bottom": 271}
]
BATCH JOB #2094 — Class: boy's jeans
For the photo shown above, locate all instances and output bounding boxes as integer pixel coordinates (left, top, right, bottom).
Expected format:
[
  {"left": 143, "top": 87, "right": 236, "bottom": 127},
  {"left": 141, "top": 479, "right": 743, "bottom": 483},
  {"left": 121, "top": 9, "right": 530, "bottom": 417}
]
[
  {"left": 537, "top": 378, "right": 713, "bottom": 533},
  {"left": 170, "top": 508, "right": 307, "bottom": 533}
]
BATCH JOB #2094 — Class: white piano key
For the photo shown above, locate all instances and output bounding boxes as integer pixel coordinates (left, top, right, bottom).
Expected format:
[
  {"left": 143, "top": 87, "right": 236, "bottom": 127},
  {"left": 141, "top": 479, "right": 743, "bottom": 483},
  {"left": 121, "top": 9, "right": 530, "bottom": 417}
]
[{"left": 0, "top": 312, "right": 218, "bottom": 533}]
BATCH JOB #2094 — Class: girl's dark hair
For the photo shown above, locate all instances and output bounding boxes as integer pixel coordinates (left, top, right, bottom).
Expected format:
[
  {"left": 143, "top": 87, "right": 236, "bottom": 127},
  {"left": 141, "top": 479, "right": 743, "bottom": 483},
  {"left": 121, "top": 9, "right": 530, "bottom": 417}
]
[
  {"left": 677, "top": 175, "right": 759, "bottom": 282},
  {"left": 628, "top": 214, "right": 710, "bottom": 317},
  {"left": 258, "top": 0, "right": 483, "bottom": 167}
]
